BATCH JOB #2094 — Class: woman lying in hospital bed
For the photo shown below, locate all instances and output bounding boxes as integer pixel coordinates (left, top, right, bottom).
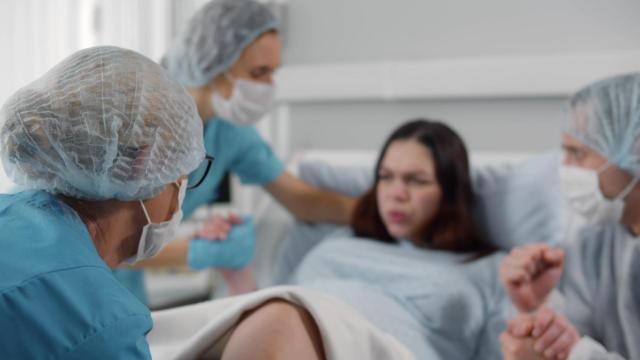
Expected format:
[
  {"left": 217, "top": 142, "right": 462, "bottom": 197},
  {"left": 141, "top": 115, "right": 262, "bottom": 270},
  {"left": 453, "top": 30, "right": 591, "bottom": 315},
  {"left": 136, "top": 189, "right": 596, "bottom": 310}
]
[
  {"left": 155, "top": 75, "right": 640, "bottom": 360},
  {"left": 272, "top": 74, "right": 640, "bottom": 360},
  {"left": 149, "top": 119, "right": 514, "bottom": 359},
  {"left": 285, "top": 119, "right": 512, "bottom": 359}
]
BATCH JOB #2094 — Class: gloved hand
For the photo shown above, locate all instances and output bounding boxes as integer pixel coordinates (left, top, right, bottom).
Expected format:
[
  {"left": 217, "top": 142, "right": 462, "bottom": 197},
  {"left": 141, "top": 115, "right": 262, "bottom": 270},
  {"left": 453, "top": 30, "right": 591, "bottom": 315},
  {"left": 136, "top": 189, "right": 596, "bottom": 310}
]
[
  {"left": 194, "top": 213, "right": 244, "bottom": 240},
  {"left": 187, "top": 215, "right": 255, "bottom": 270}
]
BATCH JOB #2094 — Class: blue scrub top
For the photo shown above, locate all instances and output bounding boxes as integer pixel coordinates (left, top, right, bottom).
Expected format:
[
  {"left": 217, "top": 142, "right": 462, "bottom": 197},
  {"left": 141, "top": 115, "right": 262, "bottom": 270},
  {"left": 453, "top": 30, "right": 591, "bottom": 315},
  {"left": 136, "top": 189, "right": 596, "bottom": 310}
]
[
  {"left": 182, "top": 116, "right": 284, "bottom": 217},
  {"left": 116, "top": 116, "right": 285, "bottom": 305},
  {"left": 0, "top": 191, "right": 152, "bottom": 359}
]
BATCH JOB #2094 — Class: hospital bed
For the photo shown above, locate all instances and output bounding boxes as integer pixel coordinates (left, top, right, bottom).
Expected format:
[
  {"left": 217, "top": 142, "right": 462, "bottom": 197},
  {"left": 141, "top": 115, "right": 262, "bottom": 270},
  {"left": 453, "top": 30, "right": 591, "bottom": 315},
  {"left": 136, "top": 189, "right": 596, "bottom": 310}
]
[{"left": 144, "top": 148, "right": 576, "bottom": 309}]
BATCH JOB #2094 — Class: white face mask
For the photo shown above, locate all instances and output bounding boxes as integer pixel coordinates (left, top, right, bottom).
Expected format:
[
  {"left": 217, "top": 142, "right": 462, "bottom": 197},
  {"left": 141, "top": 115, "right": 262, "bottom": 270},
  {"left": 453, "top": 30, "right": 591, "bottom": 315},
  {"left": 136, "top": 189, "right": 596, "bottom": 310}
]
[
  {"left": 128, "top": 179, "right": 187, "bottom": 263},
  {"left": 559, "top": 164, "right": 638, "bottom": 224},
  {"left": 212, "top": 75, "right": 275, "bottom": 126}
]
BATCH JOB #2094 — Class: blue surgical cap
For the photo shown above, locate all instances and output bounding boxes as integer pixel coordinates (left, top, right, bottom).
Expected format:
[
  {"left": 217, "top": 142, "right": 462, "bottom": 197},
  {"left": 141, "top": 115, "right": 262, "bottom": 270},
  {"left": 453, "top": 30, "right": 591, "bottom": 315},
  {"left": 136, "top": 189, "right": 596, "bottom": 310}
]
[
  {"left": 0, "top": 46, "right": 206, "bottom": 201},
  {"left": 567, "top": 73, "right": 640, "bottom": 176},
  {"left": 161, "top": 0, "right": 279, "bottom": 88}
]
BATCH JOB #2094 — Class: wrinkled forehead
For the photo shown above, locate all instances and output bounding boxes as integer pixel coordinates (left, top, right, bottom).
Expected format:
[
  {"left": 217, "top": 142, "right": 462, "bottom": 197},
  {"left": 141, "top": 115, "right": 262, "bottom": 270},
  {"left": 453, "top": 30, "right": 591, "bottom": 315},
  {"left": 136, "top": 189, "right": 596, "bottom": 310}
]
[{"left": 380, "top": 140, "right": 436, "bottom": 175}]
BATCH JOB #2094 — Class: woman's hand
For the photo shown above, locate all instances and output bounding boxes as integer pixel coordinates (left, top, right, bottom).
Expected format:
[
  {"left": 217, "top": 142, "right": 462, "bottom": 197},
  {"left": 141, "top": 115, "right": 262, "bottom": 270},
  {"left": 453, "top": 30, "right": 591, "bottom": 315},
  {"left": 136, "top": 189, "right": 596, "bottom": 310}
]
[
  {"left": 194, "top": 213, "right": 244, "bottom": 240},
  {"left": 529, "top": 307, "right": 580, "bottom": 360},
  {"left": 501, "top": 330, "right": 546, "bottom": 360},
  {"left": 500, "top": 243, "right": 564, "bottom": 312},
  {"left": 504, "top": 308, "right": 580, "bottom": 360}
]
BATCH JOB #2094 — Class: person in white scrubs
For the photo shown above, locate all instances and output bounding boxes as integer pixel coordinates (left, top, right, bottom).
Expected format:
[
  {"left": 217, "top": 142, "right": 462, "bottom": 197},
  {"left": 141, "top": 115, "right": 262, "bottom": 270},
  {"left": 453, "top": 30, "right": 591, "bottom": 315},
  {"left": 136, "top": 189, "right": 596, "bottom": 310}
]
[{"left": 500, "top": 73, "right": 640, "bottom": 360}]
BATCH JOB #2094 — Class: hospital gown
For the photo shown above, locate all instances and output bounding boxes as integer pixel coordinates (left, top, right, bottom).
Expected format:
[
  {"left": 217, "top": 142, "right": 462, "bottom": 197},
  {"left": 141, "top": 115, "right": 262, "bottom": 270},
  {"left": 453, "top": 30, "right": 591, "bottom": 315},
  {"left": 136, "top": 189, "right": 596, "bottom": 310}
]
[
  {"left": 559, "top": 223, "right": 640, "bottom": 359},
  {"left": 116, "top": 116, "right": 284, "bottom": 303},
  {"left": 0, "top": 191, "right": 152, "bottom": 359},
  {"left": 292, "top": 235, "right": 510, "bottom": 359}
]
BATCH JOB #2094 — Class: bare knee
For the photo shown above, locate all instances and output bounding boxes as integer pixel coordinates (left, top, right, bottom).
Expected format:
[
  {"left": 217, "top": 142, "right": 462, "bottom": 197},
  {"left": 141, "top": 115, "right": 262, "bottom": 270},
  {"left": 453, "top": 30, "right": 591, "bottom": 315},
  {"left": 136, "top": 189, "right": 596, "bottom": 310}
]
[{"left": 221, "top": 300, "right": 326, "bottom": 360}]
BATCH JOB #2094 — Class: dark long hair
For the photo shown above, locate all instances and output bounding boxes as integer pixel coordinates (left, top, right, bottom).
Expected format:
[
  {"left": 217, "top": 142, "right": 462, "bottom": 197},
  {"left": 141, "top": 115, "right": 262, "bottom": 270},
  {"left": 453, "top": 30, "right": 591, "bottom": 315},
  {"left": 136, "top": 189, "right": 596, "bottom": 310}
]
[{"left": 351, "top": 119, "right": 494, "bottom": 255}]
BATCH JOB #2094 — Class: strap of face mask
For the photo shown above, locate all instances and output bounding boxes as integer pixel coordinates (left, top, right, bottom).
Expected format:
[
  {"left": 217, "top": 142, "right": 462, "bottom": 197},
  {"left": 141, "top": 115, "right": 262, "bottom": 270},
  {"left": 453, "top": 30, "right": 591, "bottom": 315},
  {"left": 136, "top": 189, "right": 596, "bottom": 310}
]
[
  {"left": 597, "top": 162, "right": 639, "bottom": 201},
  {"left": 139, "top": 200, "right": 152, "bottom": 224},
  {"left": 618, "top": 176, "right": 640, "bottom": 201},
  {"left": 224, "top": 72, "right": 236, "bottom": 84},
  {"left": 139, "top": 181, "right": 181, "bottom": 225},
  {"left": 596, "top": 162, "right": 612, "bottom": 174}
]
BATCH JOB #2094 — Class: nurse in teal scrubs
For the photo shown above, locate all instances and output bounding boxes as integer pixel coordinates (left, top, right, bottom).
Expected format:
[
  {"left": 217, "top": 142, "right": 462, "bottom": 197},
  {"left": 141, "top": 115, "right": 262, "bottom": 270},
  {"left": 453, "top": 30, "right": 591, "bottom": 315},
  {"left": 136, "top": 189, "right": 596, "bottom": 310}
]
[
  {"left": 117, "top": 0, "right": 357, "bottom": 301},
  {"left": 0, "top": 46, "right": 206, "bottom": 358}
]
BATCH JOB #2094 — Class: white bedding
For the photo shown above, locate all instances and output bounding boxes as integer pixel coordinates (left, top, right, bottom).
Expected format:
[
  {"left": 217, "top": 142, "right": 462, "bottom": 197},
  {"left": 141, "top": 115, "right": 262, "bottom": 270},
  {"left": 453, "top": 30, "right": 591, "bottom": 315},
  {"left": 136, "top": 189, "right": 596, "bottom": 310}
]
[{"left": 148, "top": 285, "right": 414, "bottom": 360}]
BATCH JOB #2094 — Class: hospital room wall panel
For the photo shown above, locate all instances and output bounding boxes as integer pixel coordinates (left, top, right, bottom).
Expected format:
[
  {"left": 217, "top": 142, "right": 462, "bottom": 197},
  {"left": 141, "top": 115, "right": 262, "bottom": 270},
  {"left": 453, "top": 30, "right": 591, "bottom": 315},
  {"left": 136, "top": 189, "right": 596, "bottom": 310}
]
[
  {"left": 286, "top": 98, "right": 566, "bottom": 154},
  {"left": 273, "top": 0, "right": 640, "bottom": 158},
  {"left": 283, "top": 0, "right": 640, "bottom": 65}
]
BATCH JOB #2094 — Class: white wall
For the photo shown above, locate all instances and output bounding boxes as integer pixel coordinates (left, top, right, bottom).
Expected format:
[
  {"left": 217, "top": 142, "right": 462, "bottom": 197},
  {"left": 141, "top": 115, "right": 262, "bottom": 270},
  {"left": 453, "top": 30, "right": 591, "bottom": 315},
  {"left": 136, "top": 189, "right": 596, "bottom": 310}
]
[
  {"left": 284, "top": 0, "right": 640, "bottom": 64},
  {"left": 287, "top": 98, "right": 566, "bottom": 152},
  {"left": 275, "top": 0, "right": 640, "bottom": 155}
]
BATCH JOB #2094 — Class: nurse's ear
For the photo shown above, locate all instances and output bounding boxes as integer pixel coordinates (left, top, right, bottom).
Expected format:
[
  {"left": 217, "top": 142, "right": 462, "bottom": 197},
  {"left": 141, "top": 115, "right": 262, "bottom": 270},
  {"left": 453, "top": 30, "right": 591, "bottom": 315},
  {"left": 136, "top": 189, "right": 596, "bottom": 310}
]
[
  {"left": 622, "top": 181, "right": 640, "bottom": 236},
  {"left": 598, "top": 164, "right": 636, "bottom": 200},
  {"left": 210, "top": 72, "right": 233, "bottom": 99}
]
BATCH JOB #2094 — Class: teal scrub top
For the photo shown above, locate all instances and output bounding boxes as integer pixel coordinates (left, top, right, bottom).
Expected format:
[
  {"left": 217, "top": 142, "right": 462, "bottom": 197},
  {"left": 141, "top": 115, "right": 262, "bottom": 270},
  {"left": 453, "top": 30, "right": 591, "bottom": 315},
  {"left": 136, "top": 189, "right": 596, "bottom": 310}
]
[
  {"left": 182, "top": 116, "right": 284, "bottom": 217},
  {"left": 0, "top": 191, "right": 152, "bottom": 359},
  {"left": 116, "top": 117, "right": 285, "bottom": 304}
]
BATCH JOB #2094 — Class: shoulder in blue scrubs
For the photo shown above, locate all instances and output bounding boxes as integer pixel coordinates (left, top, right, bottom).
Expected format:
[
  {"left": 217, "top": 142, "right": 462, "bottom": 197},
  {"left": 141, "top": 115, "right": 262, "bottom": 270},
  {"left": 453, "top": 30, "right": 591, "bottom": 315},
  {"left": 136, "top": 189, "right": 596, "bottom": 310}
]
[
  {"left": 183, "top": 116, "right": 284, "bottom": 217},
  {"left": 1, "top": 191, "right": 152, "bottom": 359},
  {"left": 115, "top": 116, "right": 284, "bottom": 304}
]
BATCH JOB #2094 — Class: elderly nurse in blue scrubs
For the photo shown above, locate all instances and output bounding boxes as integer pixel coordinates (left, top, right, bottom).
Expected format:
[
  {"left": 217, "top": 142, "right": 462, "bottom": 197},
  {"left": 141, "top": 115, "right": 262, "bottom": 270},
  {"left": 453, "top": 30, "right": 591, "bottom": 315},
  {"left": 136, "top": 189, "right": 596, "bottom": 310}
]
[
  {"left": 117, "top": 0, "right": 357, "bottom": 301},
  {"left": 0, "top": 46, "right": 208, "bottom": 358}
]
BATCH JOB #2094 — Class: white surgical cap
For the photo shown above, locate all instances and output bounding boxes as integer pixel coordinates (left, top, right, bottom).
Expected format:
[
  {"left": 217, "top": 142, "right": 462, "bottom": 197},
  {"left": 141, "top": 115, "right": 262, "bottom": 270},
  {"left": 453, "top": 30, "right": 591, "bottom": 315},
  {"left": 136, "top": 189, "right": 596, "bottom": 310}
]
[
  {"left": 161, "top": 0, "right": 278, "bottom": 88},
  {"left": 0, "top": 46, "right": 205, "bottom": 201},
  {"left": 567, "top": 73, "right": 640, "bottom": 177}
]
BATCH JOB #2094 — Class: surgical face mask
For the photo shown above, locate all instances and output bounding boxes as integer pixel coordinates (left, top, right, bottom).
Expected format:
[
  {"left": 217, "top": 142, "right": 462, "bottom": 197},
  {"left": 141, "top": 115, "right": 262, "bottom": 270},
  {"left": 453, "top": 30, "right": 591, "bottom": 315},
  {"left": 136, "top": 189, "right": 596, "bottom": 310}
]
[
  {"left": 559, "top": 164, "right": 638, "bottom": 224},
  {"left": 212, "top": 75, "right": 275, "bottom": 126},
  {"left": 128, "top": 179, "right": 187, "bottom": 263}
]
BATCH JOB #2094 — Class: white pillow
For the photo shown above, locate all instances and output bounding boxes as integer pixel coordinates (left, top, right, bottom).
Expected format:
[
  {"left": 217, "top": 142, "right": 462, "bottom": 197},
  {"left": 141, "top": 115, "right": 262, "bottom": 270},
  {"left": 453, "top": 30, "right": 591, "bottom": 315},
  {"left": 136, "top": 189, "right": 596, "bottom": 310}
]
[
  {"left": 471, "top": 152, "right": 565, "bottom": 249},
  {"left": 271, "top": 151, "right": 565, "bottom": 284},
  {"left": 298, "top": 151, "right": 565, "bottom": 250}
]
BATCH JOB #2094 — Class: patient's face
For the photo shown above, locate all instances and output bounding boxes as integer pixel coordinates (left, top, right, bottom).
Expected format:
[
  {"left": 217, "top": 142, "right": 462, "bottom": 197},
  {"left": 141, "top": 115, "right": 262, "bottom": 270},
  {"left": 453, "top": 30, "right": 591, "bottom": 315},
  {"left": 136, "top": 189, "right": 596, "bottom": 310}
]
[{"left": 376, "top": 139, "right": 442, "bottom": 243}]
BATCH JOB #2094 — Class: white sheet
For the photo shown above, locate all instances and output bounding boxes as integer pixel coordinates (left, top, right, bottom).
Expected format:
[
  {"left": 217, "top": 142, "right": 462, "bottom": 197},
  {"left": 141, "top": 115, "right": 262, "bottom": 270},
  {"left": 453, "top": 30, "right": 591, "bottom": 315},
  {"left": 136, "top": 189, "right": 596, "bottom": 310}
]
[{"left": 148, "top": 285, "right": 414, "bottom": 360}]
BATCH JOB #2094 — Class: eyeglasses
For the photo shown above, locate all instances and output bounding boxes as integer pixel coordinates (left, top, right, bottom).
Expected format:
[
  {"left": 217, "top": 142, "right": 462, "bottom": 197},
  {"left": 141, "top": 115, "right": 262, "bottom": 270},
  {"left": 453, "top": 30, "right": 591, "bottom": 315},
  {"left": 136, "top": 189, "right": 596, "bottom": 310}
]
[{"left": 188, "top": 154, "right": 215, "bottom": 190}]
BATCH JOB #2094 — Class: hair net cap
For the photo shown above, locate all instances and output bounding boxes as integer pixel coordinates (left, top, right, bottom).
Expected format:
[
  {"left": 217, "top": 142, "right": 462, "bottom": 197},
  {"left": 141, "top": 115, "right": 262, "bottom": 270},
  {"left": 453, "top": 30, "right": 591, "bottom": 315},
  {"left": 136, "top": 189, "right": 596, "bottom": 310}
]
[
  {"left": 0, "top": 46, "right": 206, "bottom": 201},
  {"left": 161, "top": 0, "right": 279, "bottom": 88},
  {"left": 567, "top": 73, "right": 640, "bottom": 177}
]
